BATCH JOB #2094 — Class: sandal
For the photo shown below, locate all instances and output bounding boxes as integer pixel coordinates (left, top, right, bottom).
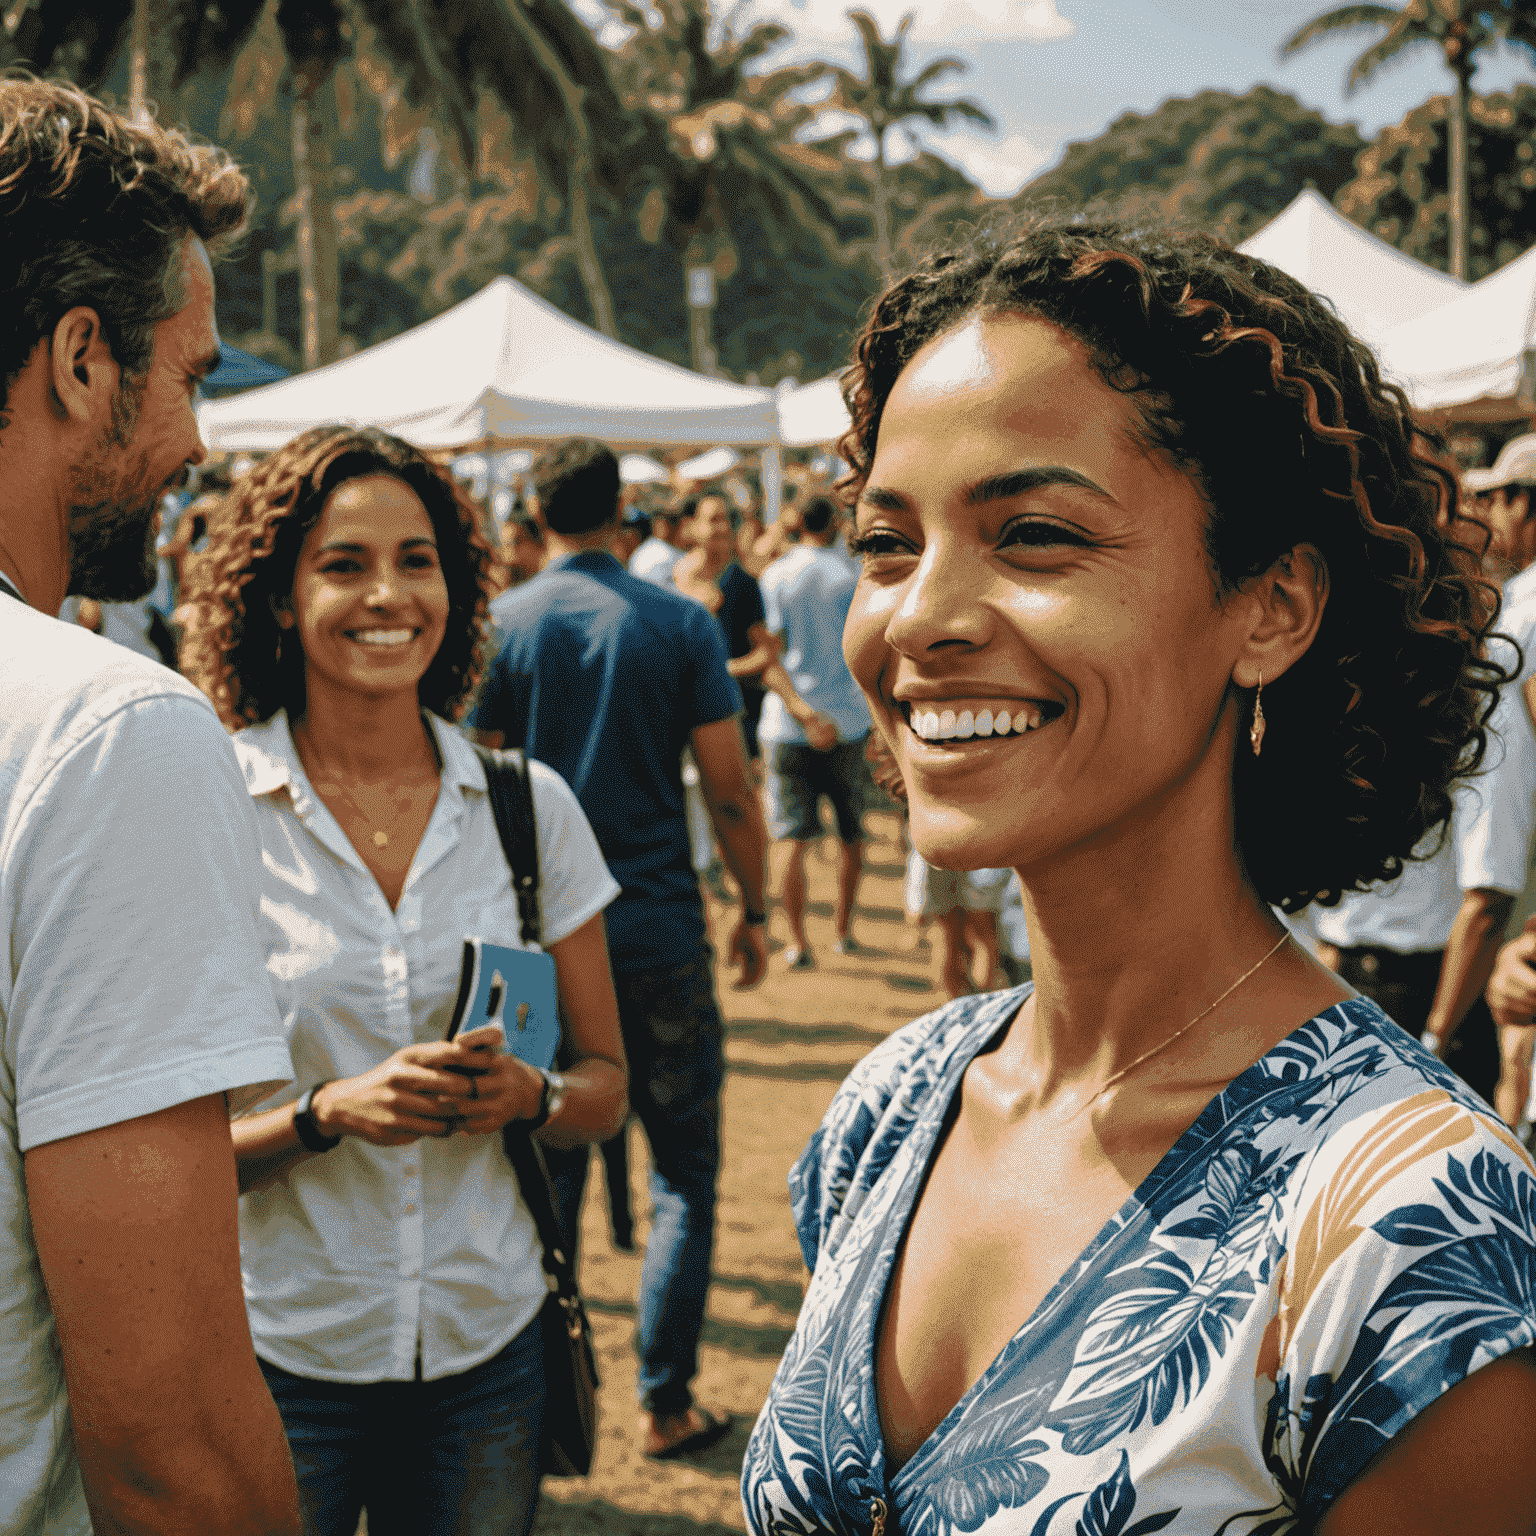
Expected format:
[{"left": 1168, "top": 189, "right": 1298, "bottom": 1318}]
[{"left": 642, "top": 1406, "right": 733, "bottom": 1460}]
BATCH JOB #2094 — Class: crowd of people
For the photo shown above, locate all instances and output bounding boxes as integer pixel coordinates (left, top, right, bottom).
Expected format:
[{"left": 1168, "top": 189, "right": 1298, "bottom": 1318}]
[{"left": 8, "top": 73, "right": 1536, "bottom": 1536}]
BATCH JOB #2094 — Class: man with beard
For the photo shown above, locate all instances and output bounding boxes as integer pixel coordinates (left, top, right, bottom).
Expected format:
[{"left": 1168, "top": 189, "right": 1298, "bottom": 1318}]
[{"left": 0, "top": 80, "right": 300, "bottom": 1535}]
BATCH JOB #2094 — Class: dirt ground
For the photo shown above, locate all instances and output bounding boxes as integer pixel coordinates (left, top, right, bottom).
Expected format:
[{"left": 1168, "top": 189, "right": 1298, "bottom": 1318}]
[{"left": 530, "top": 810, "right": 941, "bottom": 1536}]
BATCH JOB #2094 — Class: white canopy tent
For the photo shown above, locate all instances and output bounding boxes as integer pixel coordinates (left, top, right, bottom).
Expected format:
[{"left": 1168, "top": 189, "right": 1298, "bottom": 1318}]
[
  {"left": 1237, "top": 189, "right": 1466, "bottom": 350},
  {"left": 778, "top": 374, "right": 851, "bottom": 447},
  {"left": 1375, "top": 243, "right": 1536, "bottom": 420},
  {"left": 198, "top": 275, "right": 781, "bottom": 453}
]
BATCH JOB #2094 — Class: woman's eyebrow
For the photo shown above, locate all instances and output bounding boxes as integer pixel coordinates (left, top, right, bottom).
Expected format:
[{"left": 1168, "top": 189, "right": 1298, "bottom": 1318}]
[
  {"left": 859, "top": 466, "right": 1113, "bottom": 516},
  {"left": 858, "top": 484, "right": 908, "bottom": 514},
  {"left": 968, "top": 466, "right": 1111, "bottom": 504}
]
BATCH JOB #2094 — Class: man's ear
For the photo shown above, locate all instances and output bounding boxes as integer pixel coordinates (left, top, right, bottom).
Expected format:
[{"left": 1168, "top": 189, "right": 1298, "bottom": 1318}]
[
  {"left": 1232, "top": 543, "right": 1328, "bottom": 690},
  {"left": 49, "top": 307, "right": 118, "bottom": 425}
]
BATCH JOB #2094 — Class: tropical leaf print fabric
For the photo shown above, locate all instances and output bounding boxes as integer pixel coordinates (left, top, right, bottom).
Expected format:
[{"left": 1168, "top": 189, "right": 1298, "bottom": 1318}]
[{"left": 741, "top": 991, "right": 1536, "bottom": 1536}]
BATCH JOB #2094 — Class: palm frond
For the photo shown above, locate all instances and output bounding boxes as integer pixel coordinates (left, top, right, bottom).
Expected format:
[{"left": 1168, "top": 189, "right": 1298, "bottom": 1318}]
[
  {"left": 1347, "top": 20, "right": 1427, "bottom": 88},
  {"left": 1280, "top": 4, "right": 1402, "bottom": 57},
  {"left": 905, "top": 55, "right": 967, "bottom": 93},
  {"left": 353, "top": 0, "right": 476, "bottom": 169}
]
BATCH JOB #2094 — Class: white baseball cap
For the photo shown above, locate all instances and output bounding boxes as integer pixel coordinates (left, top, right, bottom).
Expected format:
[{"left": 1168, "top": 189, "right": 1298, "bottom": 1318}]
[{"left": 1463, "top": 433, "right": 1536, "bottom": 493}]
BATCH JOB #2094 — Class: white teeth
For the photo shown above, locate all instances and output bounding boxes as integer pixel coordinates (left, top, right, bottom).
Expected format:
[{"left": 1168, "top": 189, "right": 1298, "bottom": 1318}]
[
  {"left": 906, "top": 703, "right": 1055, "bottom": 742},
  {"left": 350, "top": 628, "right": 415, "bottom": 646}
]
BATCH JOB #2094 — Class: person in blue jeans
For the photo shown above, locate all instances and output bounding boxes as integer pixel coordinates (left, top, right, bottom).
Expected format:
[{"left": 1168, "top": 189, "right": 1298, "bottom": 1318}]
[
  {"left": 183, "top": 427, "right": 629, "bottom": 1536},
  {"left": 470, "top": 437, "right": 770, "bottom": 1460}
]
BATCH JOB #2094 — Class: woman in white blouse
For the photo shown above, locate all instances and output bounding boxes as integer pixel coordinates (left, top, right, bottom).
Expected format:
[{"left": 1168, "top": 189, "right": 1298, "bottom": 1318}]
[{"left": 183, "top": 426, "right": 627, "bottom": 1536}]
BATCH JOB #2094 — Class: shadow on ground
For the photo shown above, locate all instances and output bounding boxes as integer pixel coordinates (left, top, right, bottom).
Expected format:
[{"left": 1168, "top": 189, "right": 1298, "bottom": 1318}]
[
  {"left": 535, "top": 1495, "right": 747, "bottom": 1536},
  {"left": 584, "top": 1295, "right": 795, "bottom": 1360},
  {"left": 725, "top": 1018, "right": 888, "bottom": 1049}
]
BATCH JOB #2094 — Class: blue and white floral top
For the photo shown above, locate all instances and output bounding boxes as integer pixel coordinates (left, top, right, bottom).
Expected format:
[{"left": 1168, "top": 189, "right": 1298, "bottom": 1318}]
[{"left": 743, "top": 990, "right": 1536, "bottom": 1536}]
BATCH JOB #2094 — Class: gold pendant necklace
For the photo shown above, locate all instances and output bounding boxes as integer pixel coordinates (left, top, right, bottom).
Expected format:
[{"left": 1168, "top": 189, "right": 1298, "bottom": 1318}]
[{"left": 1080, "top": 930, "right": 1291, "bottom": 1114}]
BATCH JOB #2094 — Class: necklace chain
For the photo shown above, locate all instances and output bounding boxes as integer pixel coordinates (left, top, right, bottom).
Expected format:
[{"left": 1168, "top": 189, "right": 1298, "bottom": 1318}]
[{"left": 1082, "top": 931, "right": 1291, "bottom": 1111}]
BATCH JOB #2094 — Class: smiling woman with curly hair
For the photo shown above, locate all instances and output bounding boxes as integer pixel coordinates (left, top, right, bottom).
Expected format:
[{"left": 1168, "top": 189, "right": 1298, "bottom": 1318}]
[
  {"left": 743, "top": 220, "right": 1536, "bottom": 1536},
  {"left": 182, "top": 425, "right": 628, "bottom": 1536}
]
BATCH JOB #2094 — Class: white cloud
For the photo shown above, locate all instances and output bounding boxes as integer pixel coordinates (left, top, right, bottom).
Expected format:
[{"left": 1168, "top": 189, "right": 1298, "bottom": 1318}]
[
  {"left": 803, "top": 108, "right": 1050, "bottom": 199},
  {"left": 774, "top": 0, "right": 1074, "bottom": 45}
]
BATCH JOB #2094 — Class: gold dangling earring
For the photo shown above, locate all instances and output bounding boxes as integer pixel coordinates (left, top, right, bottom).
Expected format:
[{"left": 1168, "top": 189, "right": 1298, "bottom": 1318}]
[
  {"left": 1250, "top": 673, "right": 1266, "bottom": 757},
  {"left": 275, "top": 629, "right": 283, "bottom": 665}
]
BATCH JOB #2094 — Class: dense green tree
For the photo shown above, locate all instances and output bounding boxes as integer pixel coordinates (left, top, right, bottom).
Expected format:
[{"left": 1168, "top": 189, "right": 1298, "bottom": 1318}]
[
  {"left": 1335, "top": 81, "right": 1536, "bottom": 275},
  {"left": 604, "top": 0, "right": 843, "bottom": 372},
  {"left": 1015, "top": 86, "right": 1367, "bottom": 244},
  {"left": 828, "top": 9, "right": 992, "bottom": 276},
  {"left": 1281, "top": 2, "right": 1536, "bottom": 279}
]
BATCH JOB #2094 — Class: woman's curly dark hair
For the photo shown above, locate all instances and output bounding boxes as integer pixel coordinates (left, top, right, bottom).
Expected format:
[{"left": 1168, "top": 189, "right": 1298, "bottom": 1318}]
[
  {"left": 839, "top": 216, "right": 1508, "bottom": 912},
  {"left": 181, "top": 426, "right": 493, "bottom": 729}
]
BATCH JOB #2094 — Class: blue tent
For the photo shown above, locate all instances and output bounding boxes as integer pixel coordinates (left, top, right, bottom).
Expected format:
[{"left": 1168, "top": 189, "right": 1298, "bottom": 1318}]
[{"left": 203, "top": 343, "right": 289, "bottom": 396}]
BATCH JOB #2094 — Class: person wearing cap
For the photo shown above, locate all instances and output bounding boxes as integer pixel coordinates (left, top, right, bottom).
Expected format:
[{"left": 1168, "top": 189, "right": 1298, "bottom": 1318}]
[
  {"left": 1308, "top": 440, "right": 1536, "bottom": 1114},
  {"left": 1463, "top": 432, "right": 1536, "bottom": 583},
  {"left": 628, "top": 499, "right": 691, "bottom": 585}
]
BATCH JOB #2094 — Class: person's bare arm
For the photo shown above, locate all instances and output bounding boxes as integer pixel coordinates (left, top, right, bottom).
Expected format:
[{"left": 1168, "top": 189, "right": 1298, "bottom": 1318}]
[
  {"left": 750, "top": 624, "right": 838, "bottom": 750},
  {"left": 1424, "top": 887, "right": 1515, "bottom": 1052},
  {"left": 690, "top": 714, "right": 769, "bottom": 988},
  {"left": 1489, "top": 915, "right": 1536, "bottom": 1027},
  {"left": 727, "top": 621, "right": 779, "bottom": 680},
  {"left": 1317, "top": 1347, "right": 1536, "bottom": 1535},
  {"left": 538, "top": 910, "right": 628, "bottom": 1149},
  {"left": 26, "top": 1095, "right": 301, "bottom": 1536}
]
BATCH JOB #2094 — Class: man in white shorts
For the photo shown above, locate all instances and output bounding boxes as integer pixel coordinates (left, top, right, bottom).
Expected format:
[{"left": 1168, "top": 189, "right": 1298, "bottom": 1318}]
[{"left": 0, "top": 80, "right": 299, "bottom": 1534}]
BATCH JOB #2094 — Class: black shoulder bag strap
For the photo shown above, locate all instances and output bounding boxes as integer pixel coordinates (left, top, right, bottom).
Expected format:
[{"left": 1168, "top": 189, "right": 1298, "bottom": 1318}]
[
  {"left": 477, "top": 743, "right": 543, "bottom": 948},
  {"left": 472, "top": 744, "right": 600, "bottom": 1476}
]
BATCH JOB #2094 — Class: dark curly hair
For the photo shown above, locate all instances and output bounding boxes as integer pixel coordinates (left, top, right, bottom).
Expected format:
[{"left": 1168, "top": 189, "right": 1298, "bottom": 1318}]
[
  {"left": 839, "top": 216, "right": 1508, "bottom": 912},
  {"left": 181, "top": 426, "right": 493, "bottom": 729}
]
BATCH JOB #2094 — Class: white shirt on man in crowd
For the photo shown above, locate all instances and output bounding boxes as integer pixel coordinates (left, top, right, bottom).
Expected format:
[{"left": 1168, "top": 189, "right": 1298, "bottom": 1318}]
[
  {"left": 233, "top": 711, "right": 619, "bottom": 1382},
  {"left": 0, "top": 597, "right": 292, "bottom": 1535},
  {"left": 628, "top": 535, "right": 683, "bottom": 586}
]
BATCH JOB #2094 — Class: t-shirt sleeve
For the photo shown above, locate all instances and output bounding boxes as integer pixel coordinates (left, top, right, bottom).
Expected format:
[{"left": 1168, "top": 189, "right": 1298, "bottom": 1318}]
[
  {"left": 685, "top": 603, "right": 744, "bottom": 730},
  {"left": 1455, "top": 640, "right": 1536, "bottom": 895},
  {"left": 762, "top": 571, "right": 785, "bottom": 638},
  {"left": 5, "top": 693, "right": 293, "bottom": 1151},
  {"left": 527, "top": 759, "right": 622, "bottom": 947},
  {"left": 1269, "top": 1097, "right": 1536, "bottom": 1524}
]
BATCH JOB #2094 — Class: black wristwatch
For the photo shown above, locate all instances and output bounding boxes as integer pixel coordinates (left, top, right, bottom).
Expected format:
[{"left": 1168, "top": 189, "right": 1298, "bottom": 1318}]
[
  {"left": 525, "top": 1068, "right": 567, "bottom": 1131},
  {"left": 293, "top": 1082, "right": 342, "bottom": 1153}
]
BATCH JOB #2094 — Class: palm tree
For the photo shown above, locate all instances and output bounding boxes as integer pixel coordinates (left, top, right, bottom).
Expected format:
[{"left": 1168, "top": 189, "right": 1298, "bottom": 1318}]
[
  {"left": 3, "top": 0, "right": 631, "bottom": 355},
  {"left": 1282, "top": 2, "right": 1536, "bottom": 279},
  {"left": 353, "top": 0, "right": 632, "bottom": 338},
  {"left": 831, "top": 8, "right": 993, "bottom": 277},
  {"left": 608, "top": 0, "right": 843, "bottom": 373}
]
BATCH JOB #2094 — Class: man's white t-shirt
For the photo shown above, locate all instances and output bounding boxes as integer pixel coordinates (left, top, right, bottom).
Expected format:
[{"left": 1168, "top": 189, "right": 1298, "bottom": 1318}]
[{"left": 0, "top": 599, "right": 292, "bottom": 1536}]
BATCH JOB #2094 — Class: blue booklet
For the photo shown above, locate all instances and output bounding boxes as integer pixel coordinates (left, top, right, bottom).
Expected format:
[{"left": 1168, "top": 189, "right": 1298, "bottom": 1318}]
[{"left": 444, "top": 938, "right": 560, "bottom": 1071}]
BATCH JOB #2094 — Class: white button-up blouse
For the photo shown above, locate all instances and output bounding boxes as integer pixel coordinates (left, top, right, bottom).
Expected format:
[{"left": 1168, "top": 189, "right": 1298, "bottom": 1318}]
[{"left": 233, "top": 711, "right": 619, "bottom": 1384}]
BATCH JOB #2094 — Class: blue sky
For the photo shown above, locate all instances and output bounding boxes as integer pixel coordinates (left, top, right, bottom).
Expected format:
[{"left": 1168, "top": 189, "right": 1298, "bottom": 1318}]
[{"left": 742, "top": 0, "right": 1536, "bottom": 195}]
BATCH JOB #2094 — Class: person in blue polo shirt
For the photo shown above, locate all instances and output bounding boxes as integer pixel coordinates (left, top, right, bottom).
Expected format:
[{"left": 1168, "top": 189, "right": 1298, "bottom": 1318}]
[{"left": 469, "top": 437, "right": 768, "bottom": 1461}]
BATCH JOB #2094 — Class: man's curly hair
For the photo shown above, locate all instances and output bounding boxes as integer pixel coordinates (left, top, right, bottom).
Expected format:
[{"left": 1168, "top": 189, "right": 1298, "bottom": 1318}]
[
  {"left": 181, "top": 427, "right": 493, "bottom": 729},
  {"left": 839, "top": 217, "right": 1507, "bottom": 912},
  {"left": 0, "top": 74, "right": 251, "bottom": 422}
]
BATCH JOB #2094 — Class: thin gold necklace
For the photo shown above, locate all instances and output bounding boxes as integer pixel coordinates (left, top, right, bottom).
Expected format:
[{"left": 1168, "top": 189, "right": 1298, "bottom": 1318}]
[
  {"left": 294, "top": 723, "right": 439, "bottom": 850},
  {"left": 1080, "top": 930, "right": 1291, "bottom": 1112}
]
